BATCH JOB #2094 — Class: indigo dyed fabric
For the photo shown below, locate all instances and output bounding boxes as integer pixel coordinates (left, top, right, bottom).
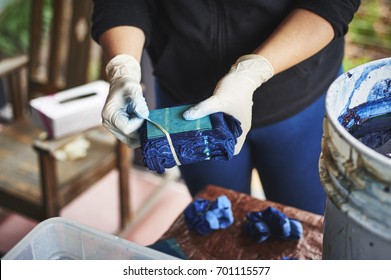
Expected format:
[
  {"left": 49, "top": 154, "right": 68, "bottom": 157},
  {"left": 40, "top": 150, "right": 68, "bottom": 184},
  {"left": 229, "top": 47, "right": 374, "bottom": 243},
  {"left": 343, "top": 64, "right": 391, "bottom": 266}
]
[
  {"left": 245, "top": 207, "right": 303, "bottom": 243},
  {"left": 139, "top": 105, "right": 242, "bottom": 174},
  {"left": 184, "top": 195, "right": 234, "bottom": 235},
  {"left": 281, "top": 256, "right": 298, "bottom": 260},
  {"left": 148, "top": 238, "right": 188, "bottom": 259}
]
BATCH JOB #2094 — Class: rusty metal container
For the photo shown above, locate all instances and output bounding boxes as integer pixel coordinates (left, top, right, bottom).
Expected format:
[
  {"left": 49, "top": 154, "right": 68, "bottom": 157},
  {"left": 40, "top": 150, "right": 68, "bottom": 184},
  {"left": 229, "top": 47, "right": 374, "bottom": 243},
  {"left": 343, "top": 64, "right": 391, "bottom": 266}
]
[{"left": 319, "top": 57, "right": 391, "bottom": 259}]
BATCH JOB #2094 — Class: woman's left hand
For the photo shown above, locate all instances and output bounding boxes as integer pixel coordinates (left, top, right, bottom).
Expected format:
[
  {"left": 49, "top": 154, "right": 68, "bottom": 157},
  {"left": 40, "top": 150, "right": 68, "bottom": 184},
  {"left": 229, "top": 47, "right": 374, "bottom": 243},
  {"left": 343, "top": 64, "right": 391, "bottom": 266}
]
[{"left": 183, "top": 54, "right": 274, "bottom": 155}]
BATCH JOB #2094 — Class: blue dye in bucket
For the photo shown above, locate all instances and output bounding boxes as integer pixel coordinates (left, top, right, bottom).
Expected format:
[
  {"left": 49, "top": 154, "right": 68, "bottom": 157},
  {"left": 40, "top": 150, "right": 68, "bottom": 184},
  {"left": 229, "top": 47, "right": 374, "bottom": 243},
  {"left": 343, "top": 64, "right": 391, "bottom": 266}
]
[
  {"left": 338, "top": 75, "right": 391, "bottom": 159},
  {"left": 338, "top": 98, "right": 391, "bottom": 159}
]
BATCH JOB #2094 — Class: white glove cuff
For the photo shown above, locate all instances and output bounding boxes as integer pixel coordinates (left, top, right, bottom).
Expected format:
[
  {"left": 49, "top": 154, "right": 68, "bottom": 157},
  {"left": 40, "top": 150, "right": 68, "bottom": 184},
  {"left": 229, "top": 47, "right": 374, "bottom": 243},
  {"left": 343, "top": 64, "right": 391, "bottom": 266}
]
[
  {"left": 231, "top": 54, "right": 274, "bottom": 87},
  {"left": 106, "top": 54, "right": 142, "bottom": 83}
]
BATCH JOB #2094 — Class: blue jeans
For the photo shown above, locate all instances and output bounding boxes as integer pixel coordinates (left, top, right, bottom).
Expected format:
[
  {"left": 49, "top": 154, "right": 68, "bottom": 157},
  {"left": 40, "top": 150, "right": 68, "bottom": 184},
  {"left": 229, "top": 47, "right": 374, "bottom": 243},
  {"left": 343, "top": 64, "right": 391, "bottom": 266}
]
[{"left": 154, "top": 69, "right": 341, "bottom": 215}]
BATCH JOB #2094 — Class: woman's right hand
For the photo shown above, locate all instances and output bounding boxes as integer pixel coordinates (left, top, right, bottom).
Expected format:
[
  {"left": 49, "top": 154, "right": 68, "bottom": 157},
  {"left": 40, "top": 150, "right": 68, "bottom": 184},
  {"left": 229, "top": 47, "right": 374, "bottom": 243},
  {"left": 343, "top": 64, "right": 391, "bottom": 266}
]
[{"left": 102, "top": 54, "right": 149, "bottom": 148}]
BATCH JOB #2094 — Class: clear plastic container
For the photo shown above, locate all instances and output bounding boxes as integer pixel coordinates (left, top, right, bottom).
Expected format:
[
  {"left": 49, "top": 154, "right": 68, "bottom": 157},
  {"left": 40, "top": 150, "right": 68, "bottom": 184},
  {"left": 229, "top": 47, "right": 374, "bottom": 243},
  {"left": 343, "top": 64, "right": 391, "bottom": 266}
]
[{"left": 2, "top": 217, "right": 178, "bottom": 260}]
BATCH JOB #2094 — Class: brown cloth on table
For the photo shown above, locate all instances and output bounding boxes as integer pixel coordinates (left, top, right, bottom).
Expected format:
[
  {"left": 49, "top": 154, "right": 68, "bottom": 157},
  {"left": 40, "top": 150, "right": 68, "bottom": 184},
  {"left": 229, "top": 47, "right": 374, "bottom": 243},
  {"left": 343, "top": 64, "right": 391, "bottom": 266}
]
[{"left": 160, "top": 185, "right": 324, "bottom": 260}]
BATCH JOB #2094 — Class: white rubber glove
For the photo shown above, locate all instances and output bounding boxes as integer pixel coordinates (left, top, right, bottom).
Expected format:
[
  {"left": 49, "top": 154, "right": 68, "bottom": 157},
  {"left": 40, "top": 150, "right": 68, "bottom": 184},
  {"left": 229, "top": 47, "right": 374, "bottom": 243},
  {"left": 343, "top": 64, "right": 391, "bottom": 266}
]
[
  {"left": 103, "top": 54, "right": 149, "bottom": 148},
  {"left": 183, "top": 54, "right": 274, "bottom": 155}
]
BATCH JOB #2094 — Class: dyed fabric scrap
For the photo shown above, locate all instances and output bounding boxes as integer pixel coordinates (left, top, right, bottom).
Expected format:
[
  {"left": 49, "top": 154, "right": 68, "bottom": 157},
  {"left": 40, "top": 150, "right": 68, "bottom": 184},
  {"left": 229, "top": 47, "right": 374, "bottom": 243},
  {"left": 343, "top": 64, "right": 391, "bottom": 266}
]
[
  {"left": 281, "top": 256, "right": 298, "bottom": 260},
  {"left": 139, "top": 104, "right": 242, "bottom": 174},
  {"left": 245, "top": 207, "right": 303, "bottom": 243},
  {"left": 148, "top": 238, "right": 188, "bottom": 259},
  {"left": 184, "top": 195, "right": 234, "bottom": 235}
]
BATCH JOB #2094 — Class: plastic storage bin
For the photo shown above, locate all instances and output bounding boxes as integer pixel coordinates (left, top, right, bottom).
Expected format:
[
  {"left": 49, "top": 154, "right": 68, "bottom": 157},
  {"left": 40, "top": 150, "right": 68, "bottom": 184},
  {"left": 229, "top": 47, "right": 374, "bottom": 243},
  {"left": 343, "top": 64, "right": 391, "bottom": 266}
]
[{"left": 2, "top": 217, "right": 178, "bottom": 260}]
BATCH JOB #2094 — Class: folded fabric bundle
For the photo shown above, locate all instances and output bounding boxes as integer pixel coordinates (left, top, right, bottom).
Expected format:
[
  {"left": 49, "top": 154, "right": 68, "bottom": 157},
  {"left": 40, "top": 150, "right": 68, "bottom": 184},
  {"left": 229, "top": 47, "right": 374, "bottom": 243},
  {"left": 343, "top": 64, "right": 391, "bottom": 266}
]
[
  {"left": 138, "top": 104, "right": 242, "bottom": 174},
  {"left": 245, "top": 207, "right": 303, "bottom": 243},
  {"left": 184, "top": 195, "right": 234, "bottom": 235}
]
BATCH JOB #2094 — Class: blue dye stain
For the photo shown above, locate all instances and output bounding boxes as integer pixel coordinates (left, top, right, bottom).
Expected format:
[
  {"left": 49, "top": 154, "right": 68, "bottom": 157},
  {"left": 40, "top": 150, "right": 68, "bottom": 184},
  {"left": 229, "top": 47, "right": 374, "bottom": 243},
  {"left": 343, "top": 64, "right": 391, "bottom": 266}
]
[
  {"left": 343, "top": 61, "right": 389, "bottom": 114},
  {"left": 339, "top": 97, "right": 391, "bottom": 128},
  {"left": 367, "top": 79, "right": 391, "bottom": 102}
]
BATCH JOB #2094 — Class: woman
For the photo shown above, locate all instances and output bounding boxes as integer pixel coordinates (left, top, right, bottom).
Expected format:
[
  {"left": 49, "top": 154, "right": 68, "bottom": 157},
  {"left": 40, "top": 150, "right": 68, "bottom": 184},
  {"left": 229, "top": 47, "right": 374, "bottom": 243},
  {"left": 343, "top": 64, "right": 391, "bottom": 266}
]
[{"left": 91, "top": 0, "right": 360, "bottom": 215}]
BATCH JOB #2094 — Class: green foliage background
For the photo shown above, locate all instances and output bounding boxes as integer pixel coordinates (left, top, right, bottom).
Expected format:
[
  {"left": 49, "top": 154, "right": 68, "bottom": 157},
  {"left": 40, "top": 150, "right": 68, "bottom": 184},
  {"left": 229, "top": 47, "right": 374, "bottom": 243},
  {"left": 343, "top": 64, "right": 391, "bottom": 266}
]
[
  {"left": 0, "top": 0, "right": 52, "bottom": 59},
  {"left": 343, "top": 0, "right": 391, "bottom": 70},
  {"left": 0, "top": 0, "right": 30, "bottom": 58}
]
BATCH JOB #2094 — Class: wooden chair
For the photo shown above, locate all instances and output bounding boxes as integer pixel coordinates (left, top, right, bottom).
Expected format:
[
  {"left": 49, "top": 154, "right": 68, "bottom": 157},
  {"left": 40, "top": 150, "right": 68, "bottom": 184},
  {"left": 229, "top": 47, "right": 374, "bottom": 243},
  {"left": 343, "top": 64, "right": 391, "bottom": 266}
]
[{"left": 0, "top": 0, "right": 132, "bottom": 232}]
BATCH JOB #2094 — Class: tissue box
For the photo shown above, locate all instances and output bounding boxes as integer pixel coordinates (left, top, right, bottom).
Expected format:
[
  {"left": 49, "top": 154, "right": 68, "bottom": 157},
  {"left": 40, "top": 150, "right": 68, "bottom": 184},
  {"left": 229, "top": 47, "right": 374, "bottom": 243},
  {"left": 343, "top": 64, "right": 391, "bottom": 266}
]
[
  {"left": 2, "top": 217, "right": 179, "bottom": 260},
  {"left": 30, "top": 80, "right": 109, "bottom": 138}
]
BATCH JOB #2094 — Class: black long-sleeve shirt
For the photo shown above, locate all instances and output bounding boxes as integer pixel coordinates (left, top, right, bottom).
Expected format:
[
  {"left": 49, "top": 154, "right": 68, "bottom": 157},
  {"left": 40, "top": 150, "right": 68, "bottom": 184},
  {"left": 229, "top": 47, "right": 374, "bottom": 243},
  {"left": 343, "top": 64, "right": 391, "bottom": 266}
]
[{"left": 92, "top": 0, "right": 360, "bottom": 128}]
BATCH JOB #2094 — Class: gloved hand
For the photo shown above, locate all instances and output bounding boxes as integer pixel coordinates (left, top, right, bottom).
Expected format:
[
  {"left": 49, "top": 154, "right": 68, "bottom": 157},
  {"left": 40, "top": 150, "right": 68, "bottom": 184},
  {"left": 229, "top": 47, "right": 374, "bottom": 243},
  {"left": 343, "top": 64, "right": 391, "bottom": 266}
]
[
  {"left": 183, "top": 54, "right": 274, "bottom": 155},
  {"left": 102, "top": 54, "right": 149, "bottom": 148}
]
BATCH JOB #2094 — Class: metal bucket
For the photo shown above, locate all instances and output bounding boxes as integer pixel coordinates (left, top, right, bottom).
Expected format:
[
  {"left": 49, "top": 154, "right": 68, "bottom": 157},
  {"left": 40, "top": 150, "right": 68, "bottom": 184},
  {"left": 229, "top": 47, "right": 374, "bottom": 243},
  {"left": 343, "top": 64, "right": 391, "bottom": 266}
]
[{"left": 319, "top": 57, "right": 391, "bottom": 259}]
